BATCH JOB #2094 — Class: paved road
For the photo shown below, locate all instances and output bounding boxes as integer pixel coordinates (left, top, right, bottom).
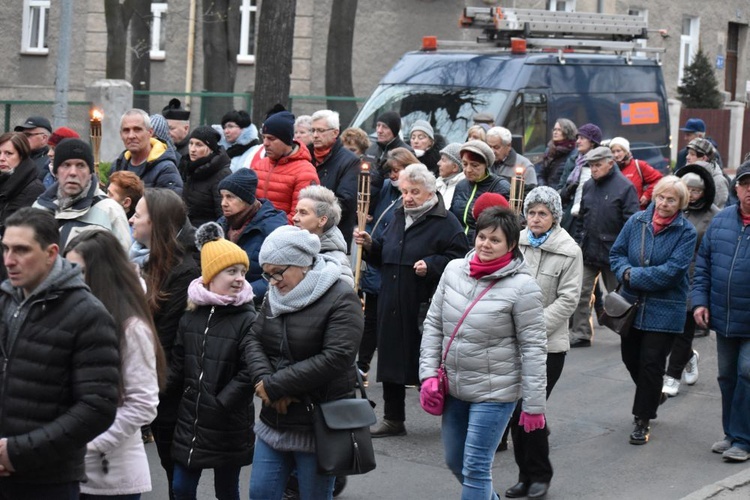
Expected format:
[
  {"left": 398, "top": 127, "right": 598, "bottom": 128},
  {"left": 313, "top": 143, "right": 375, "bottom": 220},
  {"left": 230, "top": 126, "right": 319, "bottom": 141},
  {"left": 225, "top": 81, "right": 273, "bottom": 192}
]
[{"left": 143, "top": 323, "right": 750, "bottom": 499}]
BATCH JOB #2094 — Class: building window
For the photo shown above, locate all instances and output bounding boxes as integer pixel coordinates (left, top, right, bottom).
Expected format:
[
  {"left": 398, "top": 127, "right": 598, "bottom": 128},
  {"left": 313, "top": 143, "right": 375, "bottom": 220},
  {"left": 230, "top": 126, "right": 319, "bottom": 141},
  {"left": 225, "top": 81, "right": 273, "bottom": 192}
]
[
  {"left": 21, "top": 0, "right": 50, "bottom": 55},
  {"left": 679, "top": 17, "right": 700, "bottom": 85},
  {"left": 150, "top": 3, "right": 168, "bottom": 61},
  {"left": 548, "top": 0, "right": 575, "bottom": 12},
  {"left": 237, "top": 0, "right": 257, "bottom": 64}
]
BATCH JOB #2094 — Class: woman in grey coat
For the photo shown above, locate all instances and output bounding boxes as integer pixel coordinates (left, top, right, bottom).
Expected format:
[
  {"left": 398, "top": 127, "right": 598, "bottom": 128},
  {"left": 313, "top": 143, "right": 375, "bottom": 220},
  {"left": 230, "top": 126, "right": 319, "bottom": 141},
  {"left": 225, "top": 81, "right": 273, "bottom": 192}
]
[{"left": 419, "top": 207, "right": 547, "bottom": 500}]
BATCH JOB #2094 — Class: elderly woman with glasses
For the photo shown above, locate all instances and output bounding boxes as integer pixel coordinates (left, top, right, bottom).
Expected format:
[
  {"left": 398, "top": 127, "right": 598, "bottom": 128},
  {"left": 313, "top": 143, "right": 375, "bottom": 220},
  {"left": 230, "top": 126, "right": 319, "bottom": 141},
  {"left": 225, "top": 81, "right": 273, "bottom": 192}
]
[
  {"left": 610, "top": 176, "right": 697, "bottom": 446},
  {"left": 354, "top": 163, "right": 468, "bottom": 437},
  {"left": 246, "top": 225, "right": 363, "bottom": 499}
]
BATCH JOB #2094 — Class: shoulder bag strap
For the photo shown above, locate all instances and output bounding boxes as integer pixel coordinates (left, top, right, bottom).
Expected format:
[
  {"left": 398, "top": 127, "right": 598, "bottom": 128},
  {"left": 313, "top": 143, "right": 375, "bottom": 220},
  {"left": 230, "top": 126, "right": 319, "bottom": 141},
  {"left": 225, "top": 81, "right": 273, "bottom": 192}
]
[
  {"left": 441, "top": 279, "right": 498, "bottom": 364},
  {"left": 634, "top": 159, "right": 644, "bottom": 185}
]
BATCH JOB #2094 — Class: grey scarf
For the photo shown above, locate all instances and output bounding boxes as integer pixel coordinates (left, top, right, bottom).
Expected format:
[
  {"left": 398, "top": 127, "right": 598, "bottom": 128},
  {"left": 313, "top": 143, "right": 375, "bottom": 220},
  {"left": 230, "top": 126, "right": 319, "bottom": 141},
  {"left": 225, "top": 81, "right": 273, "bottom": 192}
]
[
  {"left": 404, "top": 194, "right": 438, "bottom": 229},
  {"left": 266, "top": 254, "right": 342, "bottom": 317}
]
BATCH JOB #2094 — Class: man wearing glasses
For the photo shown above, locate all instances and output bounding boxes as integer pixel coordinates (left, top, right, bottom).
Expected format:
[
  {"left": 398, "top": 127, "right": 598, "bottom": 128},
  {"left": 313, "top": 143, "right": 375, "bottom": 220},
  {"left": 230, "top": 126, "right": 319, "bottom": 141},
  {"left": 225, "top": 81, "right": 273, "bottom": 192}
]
[{"left": 14, "top": 116, "right": 52, "bottom": 182}]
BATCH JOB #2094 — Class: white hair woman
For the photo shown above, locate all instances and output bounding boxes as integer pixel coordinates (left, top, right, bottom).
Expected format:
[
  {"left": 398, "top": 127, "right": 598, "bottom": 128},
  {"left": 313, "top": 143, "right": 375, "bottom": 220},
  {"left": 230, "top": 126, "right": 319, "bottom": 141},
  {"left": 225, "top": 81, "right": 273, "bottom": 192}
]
[{"left": 354, "top": 163, "right": 469, "bottom": 437}]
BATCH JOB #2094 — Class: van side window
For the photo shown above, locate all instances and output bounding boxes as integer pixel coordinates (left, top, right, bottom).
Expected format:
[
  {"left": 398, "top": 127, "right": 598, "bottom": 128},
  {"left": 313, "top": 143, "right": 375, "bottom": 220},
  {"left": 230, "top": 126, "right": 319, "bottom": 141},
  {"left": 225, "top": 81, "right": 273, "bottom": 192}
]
[{"left": 505, "top": 93, "right": 548, "bottom": 161}]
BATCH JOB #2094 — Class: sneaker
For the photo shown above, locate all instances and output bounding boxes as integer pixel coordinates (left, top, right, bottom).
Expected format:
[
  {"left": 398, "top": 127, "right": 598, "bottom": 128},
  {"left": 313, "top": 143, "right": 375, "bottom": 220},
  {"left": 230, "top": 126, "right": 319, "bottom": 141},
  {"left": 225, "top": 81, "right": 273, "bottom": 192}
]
[
  {"left": 722, "top": 446, "right": 750, "bottom": 462},
  {"left": 712, "top": 438, "right": 732, "bottom": 454},
  {"left": 683, "top": 351, "right": 699, "bottom": 385},
  {"left": 662, "top": 376, "right": 680, "bottom": 397},
  {"left": 629, "top": 418, "right": 650, "bottom": 445}
]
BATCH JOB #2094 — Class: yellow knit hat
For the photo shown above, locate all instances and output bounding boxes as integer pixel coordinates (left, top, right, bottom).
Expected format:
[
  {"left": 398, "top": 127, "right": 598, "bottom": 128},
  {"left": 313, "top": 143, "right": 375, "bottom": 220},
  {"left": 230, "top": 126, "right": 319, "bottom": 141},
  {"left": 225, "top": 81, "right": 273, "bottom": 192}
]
[{"left": 196, "top": 222, "right": 250, "bottom": 284}]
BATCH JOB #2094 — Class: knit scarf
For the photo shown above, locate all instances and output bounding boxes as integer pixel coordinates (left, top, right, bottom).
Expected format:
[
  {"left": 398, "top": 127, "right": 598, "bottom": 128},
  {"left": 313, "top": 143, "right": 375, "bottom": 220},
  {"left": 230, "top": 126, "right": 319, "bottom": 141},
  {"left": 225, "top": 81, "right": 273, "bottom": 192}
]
[
  {"left": 566, "top": 153, "right": 587, "bottom": 186},
  {"left": 129, "top": 241, "right": 150, "bottom": 268},
  {"left": 313, "top": 144, "right": 333, "bottom": 165},
  {"left": 57, "top": 179, "right": 93, "bottom": 210},
  {"left": 404, "top": 194, "right": 438, "bottom": 229},
  {"left": 528, "top": 228, "right": 553, "bottom": 248},
  {"left": 266, "top": 255, "right": 342, "bottom": 317},
  {"left": 225, "top": 140, "right": 256, "bottom": 159},
  {"left": 186, "top": 153, "right": 213, "bottom": 175},
  {"left": 469, "top": 250, "right": 513, "bottom": 279},
  {"left": 187, "top": 277, "right": 255, "bottom": 306},
  {"left": 652, "top": 211, "right": 679, "bottom": 235},
  {"left": 226, "top": 200, "right": 261, "bottom": 238}
]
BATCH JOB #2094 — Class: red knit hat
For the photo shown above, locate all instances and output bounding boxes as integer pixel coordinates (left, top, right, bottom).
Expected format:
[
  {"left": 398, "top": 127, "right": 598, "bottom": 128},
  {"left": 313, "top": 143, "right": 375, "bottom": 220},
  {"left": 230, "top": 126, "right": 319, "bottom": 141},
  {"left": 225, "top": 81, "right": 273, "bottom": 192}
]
[
  {"left": 48, "top": 127, "right": 80, "bottom": 147},
  {"left": 472, "top": 192, "right": 509, "bottom": 221}
]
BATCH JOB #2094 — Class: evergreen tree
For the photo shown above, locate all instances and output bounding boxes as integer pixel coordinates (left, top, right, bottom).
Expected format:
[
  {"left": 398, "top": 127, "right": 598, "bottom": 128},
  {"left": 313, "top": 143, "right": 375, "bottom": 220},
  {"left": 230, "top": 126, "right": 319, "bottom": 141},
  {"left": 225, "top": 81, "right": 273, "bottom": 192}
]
[{"left": 677, "top": 48, "right": 724, "bottom": 109}]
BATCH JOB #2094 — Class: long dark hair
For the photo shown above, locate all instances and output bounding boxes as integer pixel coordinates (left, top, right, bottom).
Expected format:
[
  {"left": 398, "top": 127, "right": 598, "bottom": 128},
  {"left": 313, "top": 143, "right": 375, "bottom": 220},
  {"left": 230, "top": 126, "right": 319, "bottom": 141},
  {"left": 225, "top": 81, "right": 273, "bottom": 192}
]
[
  {"left": 65, "top": 230, "right": 167, "bottom": 390},
  {"left": 142, "top": 188, "right": 188, "bottom": 314}
]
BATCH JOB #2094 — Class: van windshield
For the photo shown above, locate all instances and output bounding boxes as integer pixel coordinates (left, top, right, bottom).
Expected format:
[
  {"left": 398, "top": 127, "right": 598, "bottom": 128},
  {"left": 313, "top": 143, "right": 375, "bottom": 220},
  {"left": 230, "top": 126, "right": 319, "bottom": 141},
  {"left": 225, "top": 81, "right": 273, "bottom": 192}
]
[{"left": 351, "top": 84, "right": 510, "bottom": 144}]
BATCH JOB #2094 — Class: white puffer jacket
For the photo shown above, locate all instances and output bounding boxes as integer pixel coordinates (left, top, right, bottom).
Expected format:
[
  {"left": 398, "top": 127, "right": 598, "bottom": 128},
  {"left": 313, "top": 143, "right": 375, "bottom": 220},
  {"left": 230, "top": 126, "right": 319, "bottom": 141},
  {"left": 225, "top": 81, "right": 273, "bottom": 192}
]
[
  {"left": 519, "top": 225, "right": 583, "bottom": 353},
  {"left": 419, "top": 253, "right": 547, "bottom": 414}
]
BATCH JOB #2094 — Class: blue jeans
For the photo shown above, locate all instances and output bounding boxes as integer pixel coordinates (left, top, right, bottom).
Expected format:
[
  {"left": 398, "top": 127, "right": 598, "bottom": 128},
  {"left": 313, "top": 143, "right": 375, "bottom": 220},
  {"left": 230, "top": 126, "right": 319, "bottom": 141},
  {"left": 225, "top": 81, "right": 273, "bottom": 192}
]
[
  {"left": 442, "top": 395, "right": 515, "bottom": 500},
  {"left": 249, "top": 436, "right": 334, "bottom": 500},
  {"left": 172, "top": 462, "right": 241, "bottom": 500},
  {"left": 716, "top": 335, "right": 750, "bottom": 451}
]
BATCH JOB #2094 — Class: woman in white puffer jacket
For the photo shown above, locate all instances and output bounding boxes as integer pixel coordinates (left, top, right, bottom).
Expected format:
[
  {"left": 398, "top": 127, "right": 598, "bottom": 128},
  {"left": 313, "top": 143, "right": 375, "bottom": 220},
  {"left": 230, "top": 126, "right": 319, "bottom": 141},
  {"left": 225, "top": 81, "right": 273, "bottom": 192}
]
[{"left": 419, "top": 206, "right": 547, "bottom": 500}]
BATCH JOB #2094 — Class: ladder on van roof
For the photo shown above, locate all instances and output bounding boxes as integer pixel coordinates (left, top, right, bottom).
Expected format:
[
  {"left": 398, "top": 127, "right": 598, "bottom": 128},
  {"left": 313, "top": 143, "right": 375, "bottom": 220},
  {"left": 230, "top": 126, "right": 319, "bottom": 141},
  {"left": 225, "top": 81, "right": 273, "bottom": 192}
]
[{"left": 452, "top": 6, "right": 666, "bottom": 62}]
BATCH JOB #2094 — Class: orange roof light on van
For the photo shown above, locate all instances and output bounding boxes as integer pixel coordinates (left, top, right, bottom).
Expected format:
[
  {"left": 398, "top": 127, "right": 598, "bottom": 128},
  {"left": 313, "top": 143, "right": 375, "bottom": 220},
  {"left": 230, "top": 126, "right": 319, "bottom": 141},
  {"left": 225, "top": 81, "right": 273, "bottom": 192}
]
[
  {"left": 510, "top": 38, "right": 527, "bottom": 54},
  {"left": 422, "top": 36, "right": 438, "bottom": 51}
]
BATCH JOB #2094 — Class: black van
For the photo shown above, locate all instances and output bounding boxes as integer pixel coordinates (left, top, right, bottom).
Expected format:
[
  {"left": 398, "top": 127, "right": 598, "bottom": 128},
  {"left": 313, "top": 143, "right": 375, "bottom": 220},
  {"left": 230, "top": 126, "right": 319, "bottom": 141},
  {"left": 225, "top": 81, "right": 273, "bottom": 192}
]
[{"left": 350, "top": 49, "right": 671, "bottom": 171}]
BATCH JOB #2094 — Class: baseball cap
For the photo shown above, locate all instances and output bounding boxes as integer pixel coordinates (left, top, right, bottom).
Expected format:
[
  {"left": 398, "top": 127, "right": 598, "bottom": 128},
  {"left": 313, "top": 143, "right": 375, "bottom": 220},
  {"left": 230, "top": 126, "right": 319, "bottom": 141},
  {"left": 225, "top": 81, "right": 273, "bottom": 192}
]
[
  {"left": 736, "top": 163, "right": 750, "bottom": 183},
  {"left": 680, "top": 118, "right": 706, "bottom": 133},
  {"left": 14, "top": 116, "right": 52, "bottom": 133}
]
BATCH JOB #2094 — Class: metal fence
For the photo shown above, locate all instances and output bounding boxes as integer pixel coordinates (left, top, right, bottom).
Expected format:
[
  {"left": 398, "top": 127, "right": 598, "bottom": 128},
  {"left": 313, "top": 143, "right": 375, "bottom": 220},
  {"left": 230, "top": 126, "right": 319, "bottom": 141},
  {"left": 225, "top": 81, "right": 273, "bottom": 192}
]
[{"left": 0, "top": 101, "right": 92, "bottom": 136}]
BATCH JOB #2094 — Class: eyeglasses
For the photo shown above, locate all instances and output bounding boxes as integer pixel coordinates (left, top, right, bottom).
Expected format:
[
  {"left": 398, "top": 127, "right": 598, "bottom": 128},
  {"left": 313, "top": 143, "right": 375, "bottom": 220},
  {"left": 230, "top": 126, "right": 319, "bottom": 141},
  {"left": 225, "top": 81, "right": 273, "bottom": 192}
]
[
  {"left": 655, "top": 194, "right": 679, "bottom": 205},
  {"left": 261, "top": 265, "right": 291, "bottom": 282},
  {"left": 311, "top": 128, "right": 334, "bottom": 135},
  {"left": 23, "top": 132, "right": 47, "bottom": 137}
]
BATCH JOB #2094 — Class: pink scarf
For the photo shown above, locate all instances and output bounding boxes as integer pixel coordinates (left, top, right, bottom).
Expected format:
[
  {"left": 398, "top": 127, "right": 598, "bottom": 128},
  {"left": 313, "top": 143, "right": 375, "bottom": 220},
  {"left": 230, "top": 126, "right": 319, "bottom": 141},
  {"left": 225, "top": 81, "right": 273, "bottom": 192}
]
[
  {"left": 187, "top": 277, "right": 255, "bottom": 306},
  {"left": 469, "top": 251, "right": 513, "bottom": 279}
]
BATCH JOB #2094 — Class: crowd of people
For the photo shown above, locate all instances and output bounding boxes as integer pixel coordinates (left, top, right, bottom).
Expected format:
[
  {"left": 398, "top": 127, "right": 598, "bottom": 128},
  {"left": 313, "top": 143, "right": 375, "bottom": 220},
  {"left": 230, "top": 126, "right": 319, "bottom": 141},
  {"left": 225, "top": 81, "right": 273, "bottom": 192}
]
[{"left": 0, "top": 104, "right": 748, "bottom": 500}]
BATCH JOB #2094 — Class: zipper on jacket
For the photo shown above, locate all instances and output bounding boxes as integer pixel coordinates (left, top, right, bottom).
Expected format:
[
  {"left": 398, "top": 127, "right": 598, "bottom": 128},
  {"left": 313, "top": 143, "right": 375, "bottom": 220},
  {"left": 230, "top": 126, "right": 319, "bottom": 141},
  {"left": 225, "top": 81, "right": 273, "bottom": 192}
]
[
  {"left": 187, "top": 305, "right": 215, "bottom": 467},
  {"left": 462, "top": 184, "right": 479, "bottom": 235}
]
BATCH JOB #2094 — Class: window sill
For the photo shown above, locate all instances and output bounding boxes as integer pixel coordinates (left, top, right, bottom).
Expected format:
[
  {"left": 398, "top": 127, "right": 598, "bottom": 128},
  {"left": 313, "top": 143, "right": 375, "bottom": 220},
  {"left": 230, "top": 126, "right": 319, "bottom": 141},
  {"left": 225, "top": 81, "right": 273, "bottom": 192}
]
[{"left": 20, "top": 48, "right": 49, "bottom": 56}]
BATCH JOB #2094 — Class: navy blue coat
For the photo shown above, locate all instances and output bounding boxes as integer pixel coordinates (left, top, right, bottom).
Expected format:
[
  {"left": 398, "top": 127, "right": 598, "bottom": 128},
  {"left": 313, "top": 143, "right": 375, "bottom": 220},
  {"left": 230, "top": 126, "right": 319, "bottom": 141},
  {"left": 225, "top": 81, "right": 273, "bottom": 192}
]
[
  {"left": 577, "top": 167, "right": 639, "bottom": 267},
  {"left": 218, "top": 199, "right": 288, "bottom": 304},
  {"left": 112, "top": 141, "right": 183, "bottom": 194},
  {"left": 610, "top": 205, "right": 697, "bottom": 334},
  {"left": 691, "top": 206, "right": 750, "bottom": 338}
]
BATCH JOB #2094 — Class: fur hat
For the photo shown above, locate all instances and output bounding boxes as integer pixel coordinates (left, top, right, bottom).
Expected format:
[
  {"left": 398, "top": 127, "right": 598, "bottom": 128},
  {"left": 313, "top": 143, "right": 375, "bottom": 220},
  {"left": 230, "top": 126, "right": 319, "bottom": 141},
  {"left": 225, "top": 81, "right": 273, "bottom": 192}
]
[
  {"left": 472, "top": 192, "right": 509, "bottom": 221},
  {"left": 48, "top": 127, "right": 80, "bottom": 148},
  {"left": 440, "top": 142, "right": 463, "bottom": 167},
  {"left": 261, "top": 111, "right": 295, "bottom": 146},
  {"left": 576, "top": 123, "right": 602, "bottom": 146},
  {"left": 523, "top": 186, "right": 563, "bottom": 225},
  {"left": 190, "top": 126, "right": 221, "bottom": 153},
  {"left": 680, "top": 172, "right": 705, "bottom": 190},
  {"left": 259, "top": 226, "right": 321, "bottom": 268},
  {"left": 376, "top": 111, "right": 401, "bottom": 137},
  {"left": 460, "top": 140, "right": 495, "bottom": 167},
  {"left": 218, "top": 168, "right": 258, "bottom": 205},
  {"left": 221, "top": 110, "right": 252, "bottom": 129},
  {"left": 410, "top": 120, "right": 434, "bottom": 141},
  {"left": 196, "top": 222, "right": 250, "bottom": 284},
  {"left": 53, "top": 138, "right": 94, "bottom": 174},
  {"left": 608, "top": 136, "right": 630, "bottom": 153},
  {"left": 162, "top": 98, "right": 190, "bottom": 121}
]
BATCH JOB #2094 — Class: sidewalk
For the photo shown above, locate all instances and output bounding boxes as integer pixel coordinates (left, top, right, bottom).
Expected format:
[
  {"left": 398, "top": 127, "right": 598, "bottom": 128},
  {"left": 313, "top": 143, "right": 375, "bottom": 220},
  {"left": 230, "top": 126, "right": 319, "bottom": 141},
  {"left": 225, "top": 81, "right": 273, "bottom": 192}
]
[{"left": 681, "top": 466, "right": 750, "bottom": 499}]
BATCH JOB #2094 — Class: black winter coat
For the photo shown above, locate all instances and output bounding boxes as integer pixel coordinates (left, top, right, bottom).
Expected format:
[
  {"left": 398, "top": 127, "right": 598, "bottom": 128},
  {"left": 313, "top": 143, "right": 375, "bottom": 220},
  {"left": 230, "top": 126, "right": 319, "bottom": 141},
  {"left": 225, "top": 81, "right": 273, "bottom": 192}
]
[
  {"left": 450, "top": 174, "right": 511, "bottom": 242},
  {"left": 309, "top": 139, "right": 359, "bottom": 250},
  {"left": 30, "top": 146, "right": 50, "bottom": 181},
  {"left": 577, "top": 167, "right": 639, "bottom": 267},
  {"left": 246, "top": 280, "right": 363, "bottom": 432},
  {"left": 367, "top": 199, "right": 469, "bottom": 385},
  {"left": 0, "top": 157, "right": 44, "bottom": 236},
  {"left": 180, "top": 150, "right": 232, "bottom": 227},
  {"left": 168, "top": 302, "right": 257, "bottom": 469},
  {"left": 0, "top": 259, "right": 119, "bottom": 483},
  {"left": 366, "top": 136, "right": 412, "bottom": 191}
]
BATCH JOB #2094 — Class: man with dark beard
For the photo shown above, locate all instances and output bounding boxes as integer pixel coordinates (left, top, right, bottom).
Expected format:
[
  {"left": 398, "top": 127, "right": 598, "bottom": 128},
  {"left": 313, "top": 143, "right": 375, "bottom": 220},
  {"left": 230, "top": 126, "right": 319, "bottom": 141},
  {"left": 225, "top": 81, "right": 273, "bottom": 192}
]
[{"left": 216, "top": 168, "right": 288, "bottom": 304}]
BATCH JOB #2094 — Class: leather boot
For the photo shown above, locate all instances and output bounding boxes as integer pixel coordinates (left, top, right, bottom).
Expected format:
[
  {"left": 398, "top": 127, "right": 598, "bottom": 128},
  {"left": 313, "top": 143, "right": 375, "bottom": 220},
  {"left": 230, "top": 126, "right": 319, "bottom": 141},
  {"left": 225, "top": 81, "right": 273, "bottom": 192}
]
[
  {"left": 370, "top": 419, "right": 406, "bottom": 438},
  {"left": 629, "top": 418, "right": 650, "bottom": 445}
]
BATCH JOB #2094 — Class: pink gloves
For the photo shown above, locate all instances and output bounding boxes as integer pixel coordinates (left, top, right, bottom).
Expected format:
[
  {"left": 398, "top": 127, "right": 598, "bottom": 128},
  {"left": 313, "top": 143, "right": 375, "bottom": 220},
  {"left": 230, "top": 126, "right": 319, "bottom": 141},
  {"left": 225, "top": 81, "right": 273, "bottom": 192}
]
[
  {"left": 519, "top": 411, "right": 546, "bottom": 433},
  {"left": 420, "top": 377, "right": 444, "bottom": 416}
]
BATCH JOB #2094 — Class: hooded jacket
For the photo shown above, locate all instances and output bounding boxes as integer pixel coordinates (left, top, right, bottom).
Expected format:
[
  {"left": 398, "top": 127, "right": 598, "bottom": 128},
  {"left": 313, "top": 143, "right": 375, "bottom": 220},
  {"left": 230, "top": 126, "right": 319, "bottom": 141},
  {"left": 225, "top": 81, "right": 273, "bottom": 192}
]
[
  {"left": 419, "top": 254, "right": 547, "bottom": 413},
  {"left": 112, "top": 138, "right": 183, "bottom": 194},
  {"left": 0, "top": 258, "right": 120, "bottom": 483},
  {"left": 213, "top": 124, "right": 261, "bottom": 173},
  {"left": 253, "top": 142, "right": 319, "bottom": 224}
]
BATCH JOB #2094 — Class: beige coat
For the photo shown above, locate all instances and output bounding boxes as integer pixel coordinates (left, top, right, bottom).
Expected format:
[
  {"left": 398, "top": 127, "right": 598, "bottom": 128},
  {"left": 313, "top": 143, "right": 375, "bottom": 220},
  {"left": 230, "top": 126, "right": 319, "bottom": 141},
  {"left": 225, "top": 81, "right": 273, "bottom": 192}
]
[{"left": 519, "top": 225, "right": 583, "bottom": 353}]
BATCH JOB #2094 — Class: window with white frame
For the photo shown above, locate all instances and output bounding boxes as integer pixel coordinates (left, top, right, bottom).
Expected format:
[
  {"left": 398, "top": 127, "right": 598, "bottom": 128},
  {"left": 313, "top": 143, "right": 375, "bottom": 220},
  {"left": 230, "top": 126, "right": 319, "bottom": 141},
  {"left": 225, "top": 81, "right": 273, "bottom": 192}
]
[
  {"left": 150, "top": 3, "right": 168, "bottom": 61},
  {"left": 548, "top": 0, "right": 575, "bottom": 12},
  {"left": 678, "top": 17, "right": 700, "bottom": 85},
  {"left": 21, "top": 0, "right": 50, "bottom": 55},
  {"left": 237, "top": 0, "right": 257, "bottom": 64},
  {"left": 628, "top": 9, "right": 648, "bottom": 54}
]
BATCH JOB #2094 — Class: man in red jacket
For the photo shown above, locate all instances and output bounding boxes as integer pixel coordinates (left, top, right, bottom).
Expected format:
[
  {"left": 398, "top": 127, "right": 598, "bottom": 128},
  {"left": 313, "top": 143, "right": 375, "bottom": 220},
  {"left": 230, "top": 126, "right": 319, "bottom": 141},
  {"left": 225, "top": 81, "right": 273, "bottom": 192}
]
[{"left": 252, "top": 111, "right": 318, "bottom": 224}]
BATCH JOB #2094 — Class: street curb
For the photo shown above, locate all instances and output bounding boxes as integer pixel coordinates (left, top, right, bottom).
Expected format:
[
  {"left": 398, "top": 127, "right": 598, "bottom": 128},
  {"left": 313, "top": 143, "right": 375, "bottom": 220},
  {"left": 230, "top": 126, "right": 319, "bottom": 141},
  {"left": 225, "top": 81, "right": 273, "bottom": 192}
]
[{"left": 680, "top": 467, "right": 750, "bottom": 499}]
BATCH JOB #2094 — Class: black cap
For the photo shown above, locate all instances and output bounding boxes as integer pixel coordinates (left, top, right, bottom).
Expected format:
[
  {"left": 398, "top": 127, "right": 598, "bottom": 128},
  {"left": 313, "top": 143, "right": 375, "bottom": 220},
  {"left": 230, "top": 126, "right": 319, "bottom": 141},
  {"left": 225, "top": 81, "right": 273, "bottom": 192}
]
[
  {"left": 15, "top": 116, "right": 52, "bottom": 133},
  {"left": 162, "top": 98, "right": 190, "bottom": 121}
]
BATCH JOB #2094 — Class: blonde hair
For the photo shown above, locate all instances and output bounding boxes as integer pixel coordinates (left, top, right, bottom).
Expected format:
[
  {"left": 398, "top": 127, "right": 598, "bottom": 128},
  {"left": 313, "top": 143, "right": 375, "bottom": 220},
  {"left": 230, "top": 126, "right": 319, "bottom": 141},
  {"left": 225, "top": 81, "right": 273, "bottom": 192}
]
[{"left": 653, "top": 176, "right": 689, "bottom": 210}]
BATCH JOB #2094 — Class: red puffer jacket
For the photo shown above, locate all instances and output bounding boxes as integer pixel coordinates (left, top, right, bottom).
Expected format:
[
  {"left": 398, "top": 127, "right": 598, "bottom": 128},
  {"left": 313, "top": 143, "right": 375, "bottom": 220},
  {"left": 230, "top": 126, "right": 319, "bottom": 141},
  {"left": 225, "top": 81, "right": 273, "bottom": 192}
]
[{"left": 253, "top": 142, "right": 319, "bottom": 224}]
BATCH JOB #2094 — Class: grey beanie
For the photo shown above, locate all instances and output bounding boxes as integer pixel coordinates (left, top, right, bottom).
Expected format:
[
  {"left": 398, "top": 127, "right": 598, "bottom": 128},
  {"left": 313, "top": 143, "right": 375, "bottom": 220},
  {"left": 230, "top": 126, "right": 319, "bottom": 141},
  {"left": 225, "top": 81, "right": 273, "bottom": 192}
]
[
  {"left": 259, "top": 226, "right": 321, "bottom": 268},
  {"left": 460, "top": 140, "right": 495, "bottom": 167},
  {"left": 410, "top": 120, "right": 434, "bottom": 141},
  {"left": 680, "top": 172, "right": 705, "bottom": 189},
  {"left": 523, "top": 186, "right": 563, "bottom": 225},
  {"left": 440, "top": 142, "right": 463, "bottom": 167}
]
